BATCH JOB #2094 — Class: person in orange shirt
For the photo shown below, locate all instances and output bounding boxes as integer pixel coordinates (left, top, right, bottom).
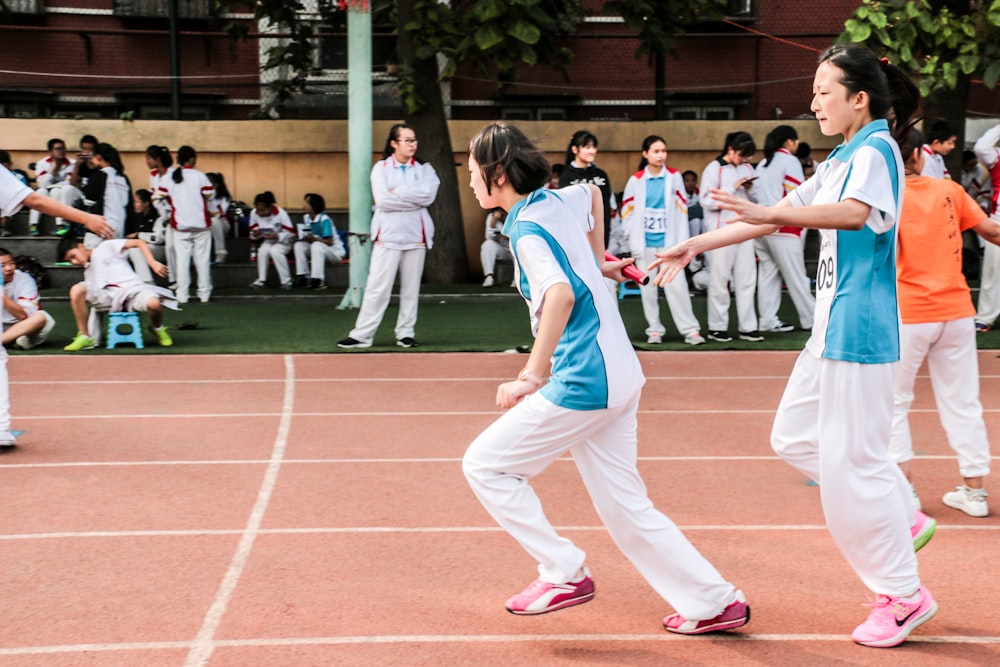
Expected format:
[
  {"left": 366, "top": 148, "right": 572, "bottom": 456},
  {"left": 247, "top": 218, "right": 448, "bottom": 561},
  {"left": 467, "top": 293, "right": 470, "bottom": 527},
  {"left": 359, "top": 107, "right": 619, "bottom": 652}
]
[{"left": 890, "top": 128, "right": 1000, "bottom": 518}]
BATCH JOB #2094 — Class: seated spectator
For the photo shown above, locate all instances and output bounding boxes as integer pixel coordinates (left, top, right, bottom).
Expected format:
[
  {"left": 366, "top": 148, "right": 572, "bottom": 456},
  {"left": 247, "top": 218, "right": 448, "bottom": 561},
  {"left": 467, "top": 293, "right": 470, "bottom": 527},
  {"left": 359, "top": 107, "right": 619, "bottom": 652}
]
[
  {"left": 131, "top": 188, "right": 166, "bottom": 265},
  {"left": 248, "top": 191, "right": 295, "bottom": 289},
  {"left": 293, "top": 192, "right": 346, "bottom": 290},
  {"left": 0, "top": 249, "right": 55, "bottom": 350},
  {"left": 29, "top": 138, "right": 77, "bottom": 235},
  {"left": 479, "top": 207, "right": 510, "bottom": 287},
  {"left": 795, "top": 141, "right": 817, "bottom": 179},
  {"left": 207, "top": 172, "right": 232, "bottom": 264},
  {"left": 58, "top": 236, "right": 176, "bottom": 351}
]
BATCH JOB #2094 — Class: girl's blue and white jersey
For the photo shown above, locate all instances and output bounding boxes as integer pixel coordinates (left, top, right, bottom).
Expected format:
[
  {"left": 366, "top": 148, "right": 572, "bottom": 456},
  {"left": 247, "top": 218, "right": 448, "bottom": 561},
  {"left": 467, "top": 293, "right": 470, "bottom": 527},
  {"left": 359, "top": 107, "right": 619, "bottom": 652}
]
[
  {"left": 787, "top": 119, "right": 904, "bottom": 364},
  {"left": 504, "top": 185, "right": 644, "bottom": 410}
]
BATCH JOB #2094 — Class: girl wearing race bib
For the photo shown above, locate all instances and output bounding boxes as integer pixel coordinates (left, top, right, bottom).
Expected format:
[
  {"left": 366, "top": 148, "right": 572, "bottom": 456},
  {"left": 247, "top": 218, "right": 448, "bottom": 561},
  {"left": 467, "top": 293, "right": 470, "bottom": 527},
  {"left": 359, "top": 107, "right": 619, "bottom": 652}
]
[
  {"left": 649, "top": 44, "right": 935, "bottom": 649},
  {"left": 621, "top": 135, "right": 704, "bottom": 345}
]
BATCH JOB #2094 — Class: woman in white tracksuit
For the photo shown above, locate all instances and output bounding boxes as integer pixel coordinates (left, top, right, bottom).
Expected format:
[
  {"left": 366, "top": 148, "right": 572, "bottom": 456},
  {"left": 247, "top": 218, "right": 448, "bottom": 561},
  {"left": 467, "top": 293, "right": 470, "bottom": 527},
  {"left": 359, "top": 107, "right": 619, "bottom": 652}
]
[
  {"left": 622, "top": 135, "right": 703, "bottom": 345},
  {"left": 162, "top": 145, "right": 214, "bottom": 304},
  {"left": 338, "top": 123, "right": 439, "bottom": 349},
  {"left": 754, "top": 125, "right": 815, "bottom": 332},
  {"left": 699, "top": 132, "right": 761, "bottom": 342}
]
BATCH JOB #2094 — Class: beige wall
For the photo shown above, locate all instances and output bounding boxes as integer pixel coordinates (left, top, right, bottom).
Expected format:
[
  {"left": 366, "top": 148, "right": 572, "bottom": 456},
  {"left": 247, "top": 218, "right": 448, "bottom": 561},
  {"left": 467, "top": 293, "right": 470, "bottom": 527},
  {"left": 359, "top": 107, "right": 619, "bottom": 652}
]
[{"left": 1, "top": 118, "right": 835, "bottom": 275}]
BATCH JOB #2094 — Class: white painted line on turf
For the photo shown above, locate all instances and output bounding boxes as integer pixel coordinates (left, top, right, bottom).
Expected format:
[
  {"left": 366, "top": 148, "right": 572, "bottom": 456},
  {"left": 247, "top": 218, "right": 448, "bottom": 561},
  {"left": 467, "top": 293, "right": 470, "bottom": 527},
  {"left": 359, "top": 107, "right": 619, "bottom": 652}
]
[
  {"left": 1, "top": 632, "right": 998, "bottom": 656},
  {"left": 183, "top": 354, "right": 295, "bottom": 667}
]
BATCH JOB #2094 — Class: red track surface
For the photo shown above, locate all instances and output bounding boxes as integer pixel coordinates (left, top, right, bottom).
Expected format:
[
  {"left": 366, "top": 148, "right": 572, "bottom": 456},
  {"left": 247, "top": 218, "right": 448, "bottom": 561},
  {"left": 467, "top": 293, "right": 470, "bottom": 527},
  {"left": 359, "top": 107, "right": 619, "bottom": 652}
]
[{"left": 1, "top": 351, "right": 997, "bottom": 666}]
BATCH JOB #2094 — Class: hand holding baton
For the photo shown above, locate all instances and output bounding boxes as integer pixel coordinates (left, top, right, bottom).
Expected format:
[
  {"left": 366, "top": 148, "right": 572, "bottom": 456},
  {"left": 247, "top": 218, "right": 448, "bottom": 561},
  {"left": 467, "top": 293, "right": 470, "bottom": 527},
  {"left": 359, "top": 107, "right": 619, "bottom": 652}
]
[{"left": 604, "top": 251, "right": 649, "bottom": 285}]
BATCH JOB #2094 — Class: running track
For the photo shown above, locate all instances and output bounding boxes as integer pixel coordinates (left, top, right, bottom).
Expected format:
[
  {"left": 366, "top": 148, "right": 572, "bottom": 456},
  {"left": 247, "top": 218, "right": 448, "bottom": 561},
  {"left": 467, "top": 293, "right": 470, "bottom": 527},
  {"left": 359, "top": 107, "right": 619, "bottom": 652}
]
[{"left": 1, "top": 351, "right": 998, "bottom": 666}]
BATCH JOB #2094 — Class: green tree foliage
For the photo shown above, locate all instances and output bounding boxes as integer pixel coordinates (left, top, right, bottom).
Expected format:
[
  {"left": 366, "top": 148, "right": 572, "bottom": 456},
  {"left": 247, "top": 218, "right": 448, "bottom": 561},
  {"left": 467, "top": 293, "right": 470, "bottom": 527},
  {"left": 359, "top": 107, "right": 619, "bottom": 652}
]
[
  {"left": 841, "top": 0, "right": 1000, "bottom": 97},
  {"left": 602, "top": 0, "right": 729, "bottom": 57}
]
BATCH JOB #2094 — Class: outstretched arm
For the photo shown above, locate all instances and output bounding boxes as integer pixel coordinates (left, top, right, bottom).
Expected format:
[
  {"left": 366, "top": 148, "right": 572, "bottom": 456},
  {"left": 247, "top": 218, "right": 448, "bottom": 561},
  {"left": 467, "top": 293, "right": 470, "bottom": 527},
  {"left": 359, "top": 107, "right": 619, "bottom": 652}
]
[
  {"left": 123, "top": 238, "right": 169, "bottom": 277},
  {"left": 22, "top": 192, "right": 113, "bottom": 238}
]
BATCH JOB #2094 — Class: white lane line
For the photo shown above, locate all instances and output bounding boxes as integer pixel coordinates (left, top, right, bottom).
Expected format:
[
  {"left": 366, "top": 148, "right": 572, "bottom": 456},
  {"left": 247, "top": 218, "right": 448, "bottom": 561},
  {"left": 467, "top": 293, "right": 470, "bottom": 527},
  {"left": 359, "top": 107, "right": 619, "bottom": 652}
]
[
  {"left": 1, "top": 632, "right": 998, "bottom": 656},
  {"left": 3, "top": 524, "right": 997, "bottom": 541},
  {"left": 12, "top": 407, "right": 1000, "bottom": 420},
  {"left": 183, "top": 354, "right": 295, "bottom": 667},
  {"left": 2, "top": 454, "right": 996, "bottom": 470}
]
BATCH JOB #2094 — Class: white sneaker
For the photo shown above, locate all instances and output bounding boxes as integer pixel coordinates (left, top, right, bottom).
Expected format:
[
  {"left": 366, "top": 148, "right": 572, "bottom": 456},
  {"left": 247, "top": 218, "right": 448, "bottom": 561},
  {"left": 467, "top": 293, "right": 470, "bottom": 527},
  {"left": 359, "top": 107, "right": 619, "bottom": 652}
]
[
  {"left": 942, "top": 485, "right": 988, "bottom": 517},
  {"left": 684, "top": 332, "right": 706, "bottom": 346},
  {"left": 14, "top": 335, "right": 31, "bottom": 350},
  {"left": 250, "top": 279, "right": 265, "bottom": 289},
  {"left": 767, "top": 321, "right": 795, "bottom": 333},
  {"left": 482, "top": 274, "right": 495, "bottom": 288},
  {"left": 647, "top": 332, "right": 663, "bottom": 344}
]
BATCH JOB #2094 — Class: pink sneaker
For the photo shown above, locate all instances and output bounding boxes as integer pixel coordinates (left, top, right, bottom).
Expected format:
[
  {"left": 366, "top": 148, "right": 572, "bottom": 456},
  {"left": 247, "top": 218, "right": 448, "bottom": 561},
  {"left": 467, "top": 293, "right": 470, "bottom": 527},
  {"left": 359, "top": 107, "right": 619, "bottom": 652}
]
[
  {"left": 663, "top": 590, "right": 750, "bottom": 634},
  {"left": 851, "top": 585, "right": 937, "bottom": 647},
  {"left": 505, "top": 568, "right": 595, "bottom": 615},
  {"left": 911, "top": 510, "right": 936, "bottom": 552}
]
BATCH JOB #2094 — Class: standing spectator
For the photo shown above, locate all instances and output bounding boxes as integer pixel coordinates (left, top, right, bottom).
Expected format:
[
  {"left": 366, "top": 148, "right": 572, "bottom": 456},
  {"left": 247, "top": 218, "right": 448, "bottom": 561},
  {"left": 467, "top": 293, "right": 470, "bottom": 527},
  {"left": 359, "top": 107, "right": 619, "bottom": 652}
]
[
  {"left": 162, "top": 146, "right": 214, "bottom": 304},
  {"left": 479, "top": 207, "right": 510, "bottom": 288},
  {"left": 337, "top": 124, "right": 439, "bottom": 349},
  {"left": 207, "top": 172, "right": 232, "bottom": 264},
  {"left": 700, "top": 131, "right": 762, "bottom": 342},
  {"left": 795, "top": 141, "right": 817, "bottom": 179},
  {"left": 29, "top": 138, "right": 76, "bottom": 235},
  {"left": 248, "top": 191, "right": 295, "bottom": 289},
  {"left": 1, "top": 248, "right": 55, "bottom": 350},
  {"left": 293, "top": 192, "right": 345, "bottom": 290},
  {"left": 890, "top": 127, "right": 999, "bottom": 518},
  {"left": 920, "top": 120, "right": 958, "bottom": 179},
  {"left": 559, "top": 130, "right": 615, "bottom": 247},
  {"left": 60, "top": 134, "right": 100, "bottom": 236},
  {"left": 973, "top": 123, "right": 1000, "bottom": 333},
  {"left": 754, "top": 125, "right": 815, "bottom": 333},
  {"left": 0, "top": 159, "right": 112, "bottom": 445},
  {"left": 962, "top": 149, "right": 993, "bottom": 215},
  {"left": 147, "top": 146, "right": 176, "bottom": 285},
  {"left": 621, "top": 135, "right": 704, "bottom": 345}
]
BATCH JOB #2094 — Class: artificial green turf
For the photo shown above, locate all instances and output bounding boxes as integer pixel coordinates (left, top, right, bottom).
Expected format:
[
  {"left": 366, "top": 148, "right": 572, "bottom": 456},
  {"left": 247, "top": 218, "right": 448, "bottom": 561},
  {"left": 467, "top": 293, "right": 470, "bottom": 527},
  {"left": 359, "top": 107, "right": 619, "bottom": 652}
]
[{"left": 23, "top": 283, "right": 1000, "bottom": 354}]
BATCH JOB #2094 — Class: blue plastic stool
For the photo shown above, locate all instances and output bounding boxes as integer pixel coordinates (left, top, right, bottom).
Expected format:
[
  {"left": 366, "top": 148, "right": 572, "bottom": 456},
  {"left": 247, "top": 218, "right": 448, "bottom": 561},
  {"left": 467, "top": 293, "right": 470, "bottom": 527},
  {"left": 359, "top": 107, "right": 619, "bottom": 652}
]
[
  {"left": 106, "top": 311, "right": 144, "bottom": 349},
  {"left": 618, "top": 280, "right": 643, "bottom": 300}
]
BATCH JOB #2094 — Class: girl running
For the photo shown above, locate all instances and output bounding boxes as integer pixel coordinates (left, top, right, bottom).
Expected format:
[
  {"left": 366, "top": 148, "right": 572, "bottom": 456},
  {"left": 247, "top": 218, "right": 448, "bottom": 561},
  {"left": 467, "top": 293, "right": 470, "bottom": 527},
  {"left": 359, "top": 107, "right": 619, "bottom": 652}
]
[
  {"left": 462, "top": 122, "right": 749, "bottom": 635},
  {"left": 649, "top": 45, "right": 934, "bottom": 648}
]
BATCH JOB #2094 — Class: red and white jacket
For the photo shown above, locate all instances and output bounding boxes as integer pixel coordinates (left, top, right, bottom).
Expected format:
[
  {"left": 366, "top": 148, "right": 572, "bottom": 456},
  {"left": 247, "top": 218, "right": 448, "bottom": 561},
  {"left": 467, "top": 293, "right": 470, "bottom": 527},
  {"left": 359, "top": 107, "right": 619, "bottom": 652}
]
[
  {"left": 756, "top": 148, "right": 805, "bottom": 238},
  {"left": 34, "top": 155, "right": 75, "bottom": 191},
  {"left": 974, "top": 124, "right": 1000, "bottom": 216}
]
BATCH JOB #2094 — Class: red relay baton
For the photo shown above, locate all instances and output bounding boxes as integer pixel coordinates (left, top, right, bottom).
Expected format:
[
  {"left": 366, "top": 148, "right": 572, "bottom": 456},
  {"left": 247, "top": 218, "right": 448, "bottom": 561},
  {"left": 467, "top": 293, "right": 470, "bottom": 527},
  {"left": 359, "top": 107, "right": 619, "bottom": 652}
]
[{"left": 604, "top": 251, "right": 649, "bottom": 286}]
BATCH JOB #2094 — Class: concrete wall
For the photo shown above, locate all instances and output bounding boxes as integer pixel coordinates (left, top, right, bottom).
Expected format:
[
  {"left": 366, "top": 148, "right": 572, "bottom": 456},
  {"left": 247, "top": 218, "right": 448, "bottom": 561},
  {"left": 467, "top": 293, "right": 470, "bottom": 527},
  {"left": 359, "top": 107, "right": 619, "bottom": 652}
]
[{"left": 1, "top": 119, "right": 837, "bottom": 275}]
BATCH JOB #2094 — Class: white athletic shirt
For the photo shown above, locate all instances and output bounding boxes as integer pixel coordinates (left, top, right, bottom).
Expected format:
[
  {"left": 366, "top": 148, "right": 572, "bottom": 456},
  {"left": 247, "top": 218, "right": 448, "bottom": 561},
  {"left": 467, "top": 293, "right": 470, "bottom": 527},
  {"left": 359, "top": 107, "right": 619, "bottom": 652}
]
[
  {"left": 919, "top": 145, "right": 950, "bottom": 179},
  {"left": 162, "top": 167, "right": 214, "bottom": 231},
  {"left": 700, "top": 158, "right": 757, "bottom": 231},
  {"left": 0, "top": 165, "right": 32, "bottom": 219},
  {"left": 2, "top": 271, "right": 40, "bottom": 326},
  {"left": 503, "top": 184, "right": 645, "bottom": 410},
  {"left": 756, "top": 149, "right": 806, "bottom": 238},
  {"left": 787, "top": 119, "right": 903, "bottom": 364}
]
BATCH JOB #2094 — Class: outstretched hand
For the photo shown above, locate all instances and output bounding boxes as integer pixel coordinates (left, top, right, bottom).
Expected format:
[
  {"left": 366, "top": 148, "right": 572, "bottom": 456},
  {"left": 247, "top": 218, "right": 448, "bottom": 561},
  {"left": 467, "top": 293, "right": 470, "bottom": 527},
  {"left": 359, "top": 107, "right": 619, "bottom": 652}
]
[
  {"left": 648, "top": 244, "right": 696, "bottom": 288},
  {"left": 708, "top": 189, "right": 772, "bottom": 226}
]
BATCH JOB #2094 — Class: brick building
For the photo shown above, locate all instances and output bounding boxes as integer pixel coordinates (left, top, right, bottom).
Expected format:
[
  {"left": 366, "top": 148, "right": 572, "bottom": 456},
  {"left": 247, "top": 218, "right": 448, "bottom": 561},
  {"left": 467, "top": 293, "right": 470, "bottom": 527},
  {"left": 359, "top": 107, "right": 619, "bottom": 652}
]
[{"left": 1, "top": 1, "right": 998, "bottom": 122}]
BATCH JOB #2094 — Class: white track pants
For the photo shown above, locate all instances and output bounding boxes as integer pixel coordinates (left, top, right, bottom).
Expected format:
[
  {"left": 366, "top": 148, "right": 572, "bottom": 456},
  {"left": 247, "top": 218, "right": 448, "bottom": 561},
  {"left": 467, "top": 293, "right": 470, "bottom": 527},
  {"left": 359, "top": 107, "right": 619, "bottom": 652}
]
[
  {"left": 771, "top": 351, "right": 920, "bottom": 597},
  {"left": 755, "top": 235, "right": 815, "bottom": 330},
  {"left": 706, "top": 239, "right": 757, "bottom": 333},
  {"left": 463, "top": 387, "right": 739, "bottom": 621},
  {"left": 976, "top": 235, "right": 1000, "bottom": 327},
  {"left": 256, "top": 240, "right": 292, "bottom": 285},
  {"left": 480, "top": 239, "right": 512, "bottom": 276},
  {"left": 349, "top": 245, "right": 425, "bottom": 343},
  {"left": 889, "top": 318, "right": 991, "bottom": 478},
  {"left": 174, "top": 229, "right": 213, "bottom": 302},
  {"left": 640, "top": 247, "right": 700, "bottom": 337},
  {"left": 294, "top": 240, "right": 342, "bottom": 280}
]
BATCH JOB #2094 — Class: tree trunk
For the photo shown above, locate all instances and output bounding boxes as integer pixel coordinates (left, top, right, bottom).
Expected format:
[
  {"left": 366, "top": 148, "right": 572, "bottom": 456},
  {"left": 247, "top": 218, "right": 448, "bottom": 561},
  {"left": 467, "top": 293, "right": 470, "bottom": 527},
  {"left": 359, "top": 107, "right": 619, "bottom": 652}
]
[
  {"left": 396, "top": 0, "right": 468, "bottom": 284},
  {"left": 923, "top": 75, "right": 971, "bottom": 178}
]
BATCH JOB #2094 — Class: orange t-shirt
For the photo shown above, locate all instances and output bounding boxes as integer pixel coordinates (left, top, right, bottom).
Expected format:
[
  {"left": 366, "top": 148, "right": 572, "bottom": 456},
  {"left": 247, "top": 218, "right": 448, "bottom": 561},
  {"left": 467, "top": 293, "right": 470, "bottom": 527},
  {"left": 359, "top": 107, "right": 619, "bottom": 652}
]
[{"left": 897, "top": 176, "right": 987, "bottom": 323}]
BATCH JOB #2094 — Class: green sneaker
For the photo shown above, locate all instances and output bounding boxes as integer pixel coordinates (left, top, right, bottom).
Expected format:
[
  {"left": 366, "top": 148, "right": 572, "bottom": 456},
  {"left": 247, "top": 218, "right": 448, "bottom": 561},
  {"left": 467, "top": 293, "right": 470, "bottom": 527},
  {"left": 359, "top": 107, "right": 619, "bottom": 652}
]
[
  {"left": 64, "top": 332, "right": 96, "bottom": 351},
  {"left": 54, "top": 224, "right": 71, "bottom": 237},
  {"left": 153, "top": 325, "right": 173, "bottom": 347}
]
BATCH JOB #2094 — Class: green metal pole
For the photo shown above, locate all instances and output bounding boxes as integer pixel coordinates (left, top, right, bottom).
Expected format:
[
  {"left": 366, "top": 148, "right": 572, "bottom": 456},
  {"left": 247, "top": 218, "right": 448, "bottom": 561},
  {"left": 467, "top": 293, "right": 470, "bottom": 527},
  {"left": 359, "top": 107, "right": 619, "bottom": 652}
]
[{"left": 338, "top": 7, "right": 373, "bottom": 310}]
